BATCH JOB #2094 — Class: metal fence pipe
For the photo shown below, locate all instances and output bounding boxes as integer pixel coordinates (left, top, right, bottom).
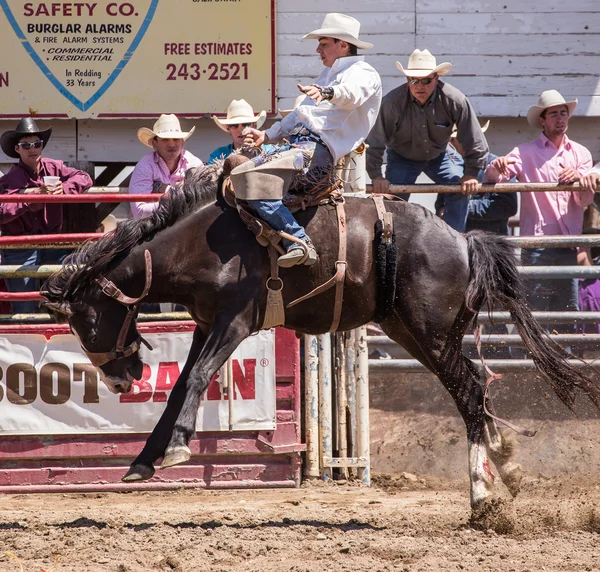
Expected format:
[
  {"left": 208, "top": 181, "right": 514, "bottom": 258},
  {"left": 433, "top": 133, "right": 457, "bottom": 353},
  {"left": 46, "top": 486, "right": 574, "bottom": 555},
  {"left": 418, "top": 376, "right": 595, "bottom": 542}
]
[
  {"left": 369, "top": 359, "right": 596, "bottom": 373},
  {"left": 356, "top": 326, "right": 371, "bottom": 485},
  {"left": 0, "top": 312, "right": 194, "bottom": 324},
  {"left": 366, "top": 182, "right": 586, "bottom": 195},
  {"left": 506, "top": 236, "right": 600, "bottom": 248},
  {"left": 517, "top": 266, "right": 600, "bottom": 278},
  {"left": 344, "top": 330, "right": 358, "bottom": 470},
  {"left": 335, "top": 334, "right": 349, "bottom": 479},
  {"left": 0, "top": 233, "right": 101, "bottom": 248},
  {"left": 368, "top": 334, "right": 600, "bottom": 349},
  {"left": 0, "top": 265, "right": 62, "bottom": 278},
  {"left": 303, "top": 335, "right": 320, "bottom": 479},
  {"left": 317, "top": 334, "right": 333, "bottom": 481},
  {"left": 0, "top": 194, "right": 160, "bottom": 203},
  {"left": 478, "top": 311, "right": 600, "bottom": 324}
]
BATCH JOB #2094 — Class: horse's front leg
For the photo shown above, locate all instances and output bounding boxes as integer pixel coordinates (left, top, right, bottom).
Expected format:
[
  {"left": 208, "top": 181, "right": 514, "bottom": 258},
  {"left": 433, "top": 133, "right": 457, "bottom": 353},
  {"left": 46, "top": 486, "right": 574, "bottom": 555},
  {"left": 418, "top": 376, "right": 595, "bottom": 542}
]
[
  {"left": 123, "top": 326, "right": 207, "bottom": 482},
  {"left": 161, "top": 311, "right": 253, "bottom": 469}
]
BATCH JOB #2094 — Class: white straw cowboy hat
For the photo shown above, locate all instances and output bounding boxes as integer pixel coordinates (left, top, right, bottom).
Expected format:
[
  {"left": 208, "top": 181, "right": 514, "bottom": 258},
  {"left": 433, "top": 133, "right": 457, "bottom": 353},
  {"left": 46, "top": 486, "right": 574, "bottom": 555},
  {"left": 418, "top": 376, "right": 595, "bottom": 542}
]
[
  {"left": 278, "top": 95, "right": 307, "bottom": 118},
  {"left": 451, "top": 120, "right": 490, "bottom": 138},
  {"left": 396, "top": 49, "right": 452, "bottom": 78},
  {"left": 302, "top": 13, "right": 373, "bottom": 50},
  {"left": 137, "top": 114, "right": 195, "bottom": 148},
  {"left": 212, "top": 99, "right": 267, "bottom": 132},
  {"left": 526, "top": 89, "right": 577, "bottom": 128}
]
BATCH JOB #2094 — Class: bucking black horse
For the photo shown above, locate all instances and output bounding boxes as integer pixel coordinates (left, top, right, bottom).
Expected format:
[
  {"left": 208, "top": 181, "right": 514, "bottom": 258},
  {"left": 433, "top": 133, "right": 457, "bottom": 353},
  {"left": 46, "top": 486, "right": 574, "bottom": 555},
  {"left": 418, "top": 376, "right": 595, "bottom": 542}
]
[{"left": 41, "top": 164, "right": 600, "bottom": 512}]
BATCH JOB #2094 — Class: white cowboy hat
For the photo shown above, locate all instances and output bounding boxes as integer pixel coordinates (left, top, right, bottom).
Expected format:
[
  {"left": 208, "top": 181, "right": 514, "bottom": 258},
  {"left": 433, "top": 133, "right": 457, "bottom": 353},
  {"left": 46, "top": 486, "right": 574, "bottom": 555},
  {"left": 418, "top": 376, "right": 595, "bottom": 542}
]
[
  {"left": 451, "top": 120, "right": 490, "bottom": 138},
  {"left": 396, "top": 49, "right": 452, "bottom": 78},
  {"left": 212, "top": 99, "right": 267, "bottom": 132},
  {"left": 302, "top": 13, "right": 373, "bottom": 50},
  {"left": 137, "top": 114, "right": 195, "bottom": 148},
  {"left": 526, "top": 90, "right": 577, "bottom": 128},
  {"left": 99, "top": 214, "right": 117, "bottom": 234},
  {"left": 278, "top": 95, "right": 307, "bottom": 118}
]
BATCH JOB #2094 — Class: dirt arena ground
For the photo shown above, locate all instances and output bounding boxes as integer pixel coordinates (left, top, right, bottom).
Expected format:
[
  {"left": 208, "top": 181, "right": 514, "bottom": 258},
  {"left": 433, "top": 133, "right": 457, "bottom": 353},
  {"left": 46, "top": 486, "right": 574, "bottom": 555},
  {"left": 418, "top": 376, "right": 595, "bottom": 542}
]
[{"left": 2, "top": 371, "right": 600, "bottom": 571}]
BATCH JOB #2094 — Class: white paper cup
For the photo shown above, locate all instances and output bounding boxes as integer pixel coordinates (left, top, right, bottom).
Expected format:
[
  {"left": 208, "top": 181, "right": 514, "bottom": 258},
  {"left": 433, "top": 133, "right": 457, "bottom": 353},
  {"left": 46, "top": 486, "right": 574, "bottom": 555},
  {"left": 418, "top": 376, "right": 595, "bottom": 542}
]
[{"left": 43, "top": 176, "right": 60, "bottom": 187}]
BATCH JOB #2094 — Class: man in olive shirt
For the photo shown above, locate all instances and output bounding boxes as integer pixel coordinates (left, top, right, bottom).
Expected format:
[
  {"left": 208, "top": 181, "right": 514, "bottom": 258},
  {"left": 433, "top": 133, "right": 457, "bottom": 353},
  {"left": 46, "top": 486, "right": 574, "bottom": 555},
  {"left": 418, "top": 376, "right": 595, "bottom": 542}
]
[{"left": 366, "top": 49, "right": 489, "bottom": 232}]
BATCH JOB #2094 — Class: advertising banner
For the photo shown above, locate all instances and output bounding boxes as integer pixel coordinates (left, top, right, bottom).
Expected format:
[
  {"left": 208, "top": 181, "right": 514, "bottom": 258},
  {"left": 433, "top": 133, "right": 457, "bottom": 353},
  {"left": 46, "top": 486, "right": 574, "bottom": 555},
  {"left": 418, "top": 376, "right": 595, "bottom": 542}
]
[
  {"left": 0, "top": 0, "right": 275, "bottom": 118},
  {"left": 0, "top": 329, "right": 276, "bottom": 435}
]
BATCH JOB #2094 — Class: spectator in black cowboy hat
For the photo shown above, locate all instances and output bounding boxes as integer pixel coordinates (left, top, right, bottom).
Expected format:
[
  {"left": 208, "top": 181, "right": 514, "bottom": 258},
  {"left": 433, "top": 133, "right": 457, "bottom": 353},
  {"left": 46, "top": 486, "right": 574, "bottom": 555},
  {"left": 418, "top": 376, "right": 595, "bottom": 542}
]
[{"left": 0, "top": 117, "right": 93, "bottom": 313}]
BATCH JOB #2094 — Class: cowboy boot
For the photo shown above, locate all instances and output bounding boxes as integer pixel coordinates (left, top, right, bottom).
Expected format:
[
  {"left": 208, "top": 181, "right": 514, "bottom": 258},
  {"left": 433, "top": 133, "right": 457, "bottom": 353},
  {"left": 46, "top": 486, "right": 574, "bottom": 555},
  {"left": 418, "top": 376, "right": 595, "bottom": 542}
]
[{"left": 277, "top": 237, "right": 318, "bottom": 268}]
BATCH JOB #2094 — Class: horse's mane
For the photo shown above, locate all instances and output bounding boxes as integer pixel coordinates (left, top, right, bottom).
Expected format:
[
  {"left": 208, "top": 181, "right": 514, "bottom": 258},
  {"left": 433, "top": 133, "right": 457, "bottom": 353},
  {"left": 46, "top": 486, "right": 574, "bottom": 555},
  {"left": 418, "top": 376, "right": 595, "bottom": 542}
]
[{"left": 43, "top": 162, "right": 223, "bottom": 302}]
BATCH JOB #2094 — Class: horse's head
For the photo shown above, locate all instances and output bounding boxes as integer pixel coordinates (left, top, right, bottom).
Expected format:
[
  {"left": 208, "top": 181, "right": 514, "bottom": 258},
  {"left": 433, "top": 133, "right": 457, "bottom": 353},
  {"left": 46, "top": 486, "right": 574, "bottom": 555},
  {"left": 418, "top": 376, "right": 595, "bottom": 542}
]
[{"left": 42, "top": 250, "right": 153, "bottom": 394}]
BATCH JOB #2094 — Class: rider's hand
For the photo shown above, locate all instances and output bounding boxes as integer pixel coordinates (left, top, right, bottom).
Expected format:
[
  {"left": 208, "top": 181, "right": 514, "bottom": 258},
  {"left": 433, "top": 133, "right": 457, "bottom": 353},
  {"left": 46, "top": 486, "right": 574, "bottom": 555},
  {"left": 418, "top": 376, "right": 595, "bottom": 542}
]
[
  {"left": 488, "top": 156, "right": 517, "bottom": 177},
  {"left": 580, "top": 173, "right": 600, "bottom": 192},
  {"left": 242, "top": 127, "right": 266, "bottom": 147},
  {"left": 460, "top": 175, "right": 479, "bottom": 195},
  {"left": 371, "top": 177, "right": 390, "bottom": 194},
  {"left": 297, "top": 83, "right": 324, "bottom": 105}
]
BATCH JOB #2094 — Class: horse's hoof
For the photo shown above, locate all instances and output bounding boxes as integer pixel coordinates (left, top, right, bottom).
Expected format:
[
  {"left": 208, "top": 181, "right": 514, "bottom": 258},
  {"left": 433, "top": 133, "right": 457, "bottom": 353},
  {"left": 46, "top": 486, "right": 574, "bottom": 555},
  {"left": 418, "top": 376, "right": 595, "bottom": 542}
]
[
  {"left": 501, "top": 462, "right": 523, "bottom": 498},
  {"left": 469, "top": 497, "right": 516, "bottom": 534},
  {"left": 122, "top": 463, "right": 155, "bottom": 482},
  {"left": 161, "top": 445, "right": 191, "bottom": 469}
]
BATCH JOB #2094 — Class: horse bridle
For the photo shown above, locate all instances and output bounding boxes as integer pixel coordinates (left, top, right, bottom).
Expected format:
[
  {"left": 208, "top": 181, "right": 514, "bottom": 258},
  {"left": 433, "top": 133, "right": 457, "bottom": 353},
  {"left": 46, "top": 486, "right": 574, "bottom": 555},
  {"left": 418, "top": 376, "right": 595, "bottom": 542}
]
[{"left": 82, "top": 249, "right": 154, "bottom": 368}]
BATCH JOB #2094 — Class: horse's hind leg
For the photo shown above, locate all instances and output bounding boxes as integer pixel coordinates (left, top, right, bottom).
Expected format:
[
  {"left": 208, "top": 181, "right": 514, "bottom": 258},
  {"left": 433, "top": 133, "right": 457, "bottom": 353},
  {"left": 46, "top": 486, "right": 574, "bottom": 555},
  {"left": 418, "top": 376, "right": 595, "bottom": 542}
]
[
  {"left": 462, "top": 360, "right": 524, "bottom": 498},
  {"left": 380, "top": 313, "right": 497, "bottom": 509}
]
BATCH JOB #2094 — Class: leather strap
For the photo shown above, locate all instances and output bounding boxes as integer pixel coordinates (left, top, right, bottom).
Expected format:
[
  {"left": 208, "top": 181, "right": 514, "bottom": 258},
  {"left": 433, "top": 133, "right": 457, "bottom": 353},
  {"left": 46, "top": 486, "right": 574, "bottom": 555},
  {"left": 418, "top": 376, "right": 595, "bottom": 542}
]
[
  {"left": 96, "top": 250, "right": 153, "bottom": 306},
  {"left": 372, "top": 195, "right": 394, "bottom": 243},
  {"left": 287, "top": 201, "right": 347, "bottom": 333}
]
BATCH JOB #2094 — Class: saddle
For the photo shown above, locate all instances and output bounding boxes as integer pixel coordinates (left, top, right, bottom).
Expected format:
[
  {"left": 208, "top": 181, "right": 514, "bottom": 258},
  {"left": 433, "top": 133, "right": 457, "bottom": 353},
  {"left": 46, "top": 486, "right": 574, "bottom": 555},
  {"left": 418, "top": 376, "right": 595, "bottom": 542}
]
[{"left": 221, "top": 154, "right": 394, "bottom": 332}]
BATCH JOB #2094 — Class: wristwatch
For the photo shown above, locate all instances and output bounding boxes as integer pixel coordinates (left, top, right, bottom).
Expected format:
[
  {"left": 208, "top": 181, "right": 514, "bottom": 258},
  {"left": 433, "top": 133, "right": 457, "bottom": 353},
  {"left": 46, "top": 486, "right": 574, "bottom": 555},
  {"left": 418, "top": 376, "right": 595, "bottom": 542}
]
[{"left": 319, "top": 86, "right": 334, "bottom": 101}]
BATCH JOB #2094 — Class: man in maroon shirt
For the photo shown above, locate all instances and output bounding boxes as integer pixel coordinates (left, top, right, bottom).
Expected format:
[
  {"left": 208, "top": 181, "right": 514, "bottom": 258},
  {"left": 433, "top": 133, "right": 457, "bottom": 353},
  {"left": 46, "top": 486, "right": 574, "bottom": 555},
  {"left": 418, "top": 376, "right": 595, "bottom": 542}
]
[{"left": 0, "top": 118, "right": 93, "bottom": 313}]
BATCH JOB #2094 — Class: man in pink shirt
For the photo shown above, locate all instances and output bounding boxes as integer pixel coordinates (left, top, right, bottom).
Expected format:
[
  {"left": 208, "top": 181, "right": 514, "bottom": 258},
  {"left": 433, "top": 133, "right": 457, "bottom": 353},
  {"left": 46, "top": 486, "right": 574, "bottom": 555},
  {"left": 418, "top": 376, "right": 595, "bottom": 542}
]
[
  {"left": 129, "top": 114, "right": 203, "bottom": 219},
  {"left": 484, "top": 90, "right": 594, "bottom": 328}
]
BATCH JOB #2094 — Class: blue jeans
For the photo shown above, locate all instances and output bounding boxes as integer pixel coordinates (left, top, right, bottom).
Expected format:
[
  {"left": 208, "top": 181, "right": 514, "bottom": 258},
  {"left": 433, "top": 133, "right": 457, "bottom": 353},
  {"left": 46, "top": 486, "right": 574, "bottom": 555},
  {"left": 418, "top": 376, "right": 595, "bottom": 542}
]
[
  {"left": 246, "top": 200, "right": 308, "bottom": 250},
  {"left": 386, "top": 148, "right": 468, "bottom": 232},
  {"left": 1, "top": 247, "right": 70, "bottom": 313},
  {"left": 248, "top": 126, "right": 332, "bottom": 250},
  {"left": 521, "top": 247, "right": 579, "bottom": 334}
]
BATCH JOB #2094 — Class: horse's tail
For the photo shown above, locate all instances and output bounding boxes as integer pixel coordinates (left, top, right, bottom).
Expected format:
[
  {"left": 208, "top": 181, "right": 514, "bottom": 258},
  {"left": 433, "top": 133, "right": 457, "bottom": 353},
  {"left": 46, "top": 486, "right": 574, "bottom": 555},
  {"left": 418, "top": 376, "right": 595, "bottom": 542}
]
[{"left": 465, "top": 230, "right": 600, "bottom": 410}]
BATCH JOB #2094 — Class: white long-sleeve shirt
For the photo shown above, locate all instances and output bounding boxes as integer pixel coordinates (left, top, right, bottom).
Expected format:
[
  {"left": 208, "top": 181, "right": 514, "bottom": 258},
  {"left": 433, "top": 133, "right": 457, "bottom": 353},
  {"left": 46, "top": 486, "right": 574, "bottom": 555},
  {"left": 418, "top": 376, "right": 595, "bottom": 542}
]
[{"left": 265, "top": 56, "right": 382, "bottom": 163}]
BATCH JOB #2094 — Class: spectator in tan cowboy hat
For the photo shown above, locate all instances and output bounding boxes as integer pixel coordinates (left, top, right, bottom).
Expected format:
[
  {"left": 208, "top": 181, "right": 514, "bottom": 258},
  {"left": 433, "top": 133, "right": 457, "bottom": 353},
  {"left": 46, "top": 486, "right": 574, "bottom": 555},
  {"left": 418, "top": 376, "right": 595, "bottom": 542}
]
[
  {"left": 129, "top": 114, "right": 202, "bottom": 219},
  {"left": 236, "top": 12, "right": 382, "bottom": 268},
  {"left": 208, "top": 99, "right": 271, "bottom": 165},
  {"left": 366, "top": 48, "right": 489, "bottom": 232},
  {"left": 484, "top": 89, "right": 594, "bottom": 335},
  {"left": 278, "top": 95, "right": 306, "bottom": 119}
]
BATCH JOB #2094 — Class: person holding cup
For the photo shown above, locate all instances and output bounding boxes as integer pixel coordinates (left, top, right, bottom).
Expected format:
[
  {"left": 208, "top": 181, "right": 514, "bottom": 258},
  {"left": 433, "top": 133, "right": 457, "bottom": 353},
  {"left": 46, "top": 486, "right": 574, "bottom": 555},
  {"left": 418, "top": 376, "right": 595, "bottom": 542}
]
[{"left": 0, "top": 117, "right": 93, "bottom": 313}]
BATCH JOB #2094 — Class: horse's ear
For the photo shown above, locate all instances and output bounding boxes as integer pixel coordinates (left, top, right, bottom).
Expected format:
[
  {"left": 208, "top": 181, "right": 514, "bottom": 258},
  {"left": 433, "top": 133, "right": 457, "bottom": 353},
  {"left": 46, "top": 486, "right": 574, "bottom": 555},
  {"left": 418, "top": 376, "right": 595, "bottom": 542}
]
[{"left": 42, "top": 300, "right": 74, "bottom": 317}]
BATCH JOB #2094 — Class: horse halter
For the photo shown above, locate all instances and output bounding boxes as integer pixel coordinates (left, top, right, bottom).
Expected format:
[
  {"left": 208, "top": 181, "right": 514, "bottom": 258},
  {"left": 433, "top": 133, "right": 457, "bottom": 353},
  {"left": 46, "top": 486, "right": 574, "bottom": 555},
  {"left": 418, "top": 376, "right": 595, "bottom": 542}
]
[{"left": 83, "top": 249, "right": 154, "bottom": 368}]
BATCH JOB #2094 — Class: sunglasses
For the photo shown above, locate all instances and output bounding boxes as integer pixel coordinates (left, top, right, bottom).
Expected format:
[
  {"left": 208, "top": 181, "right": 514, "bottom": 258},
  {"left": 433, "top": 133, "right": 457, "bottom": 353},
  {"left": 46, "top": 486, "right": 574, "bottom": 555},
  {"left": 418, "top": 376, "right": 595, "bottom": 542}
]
[
  {"left": 408, "top": 77, "right": 436, "bottom": 86},
  {"left": 17, "top": 140, "right": 44, "bottom": 150},
  {"left": 227, "top": 123, "right": 253, "bottom": 130}
]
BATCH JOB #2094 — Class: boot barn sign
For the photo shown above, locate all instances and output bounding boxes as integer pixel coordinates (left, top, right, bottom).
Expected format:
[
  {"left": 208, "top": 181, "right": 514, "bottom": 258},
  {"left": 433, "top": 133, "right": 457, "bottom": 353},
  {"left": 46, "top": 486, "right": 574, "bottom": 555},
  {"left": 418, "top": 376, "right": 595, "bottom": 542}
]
[
  {"left": 0, "top": 329, "right": 276, "bottom": 435},
  {"left": 0, "top": 0, "right": 275, "bottom": 118}
]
